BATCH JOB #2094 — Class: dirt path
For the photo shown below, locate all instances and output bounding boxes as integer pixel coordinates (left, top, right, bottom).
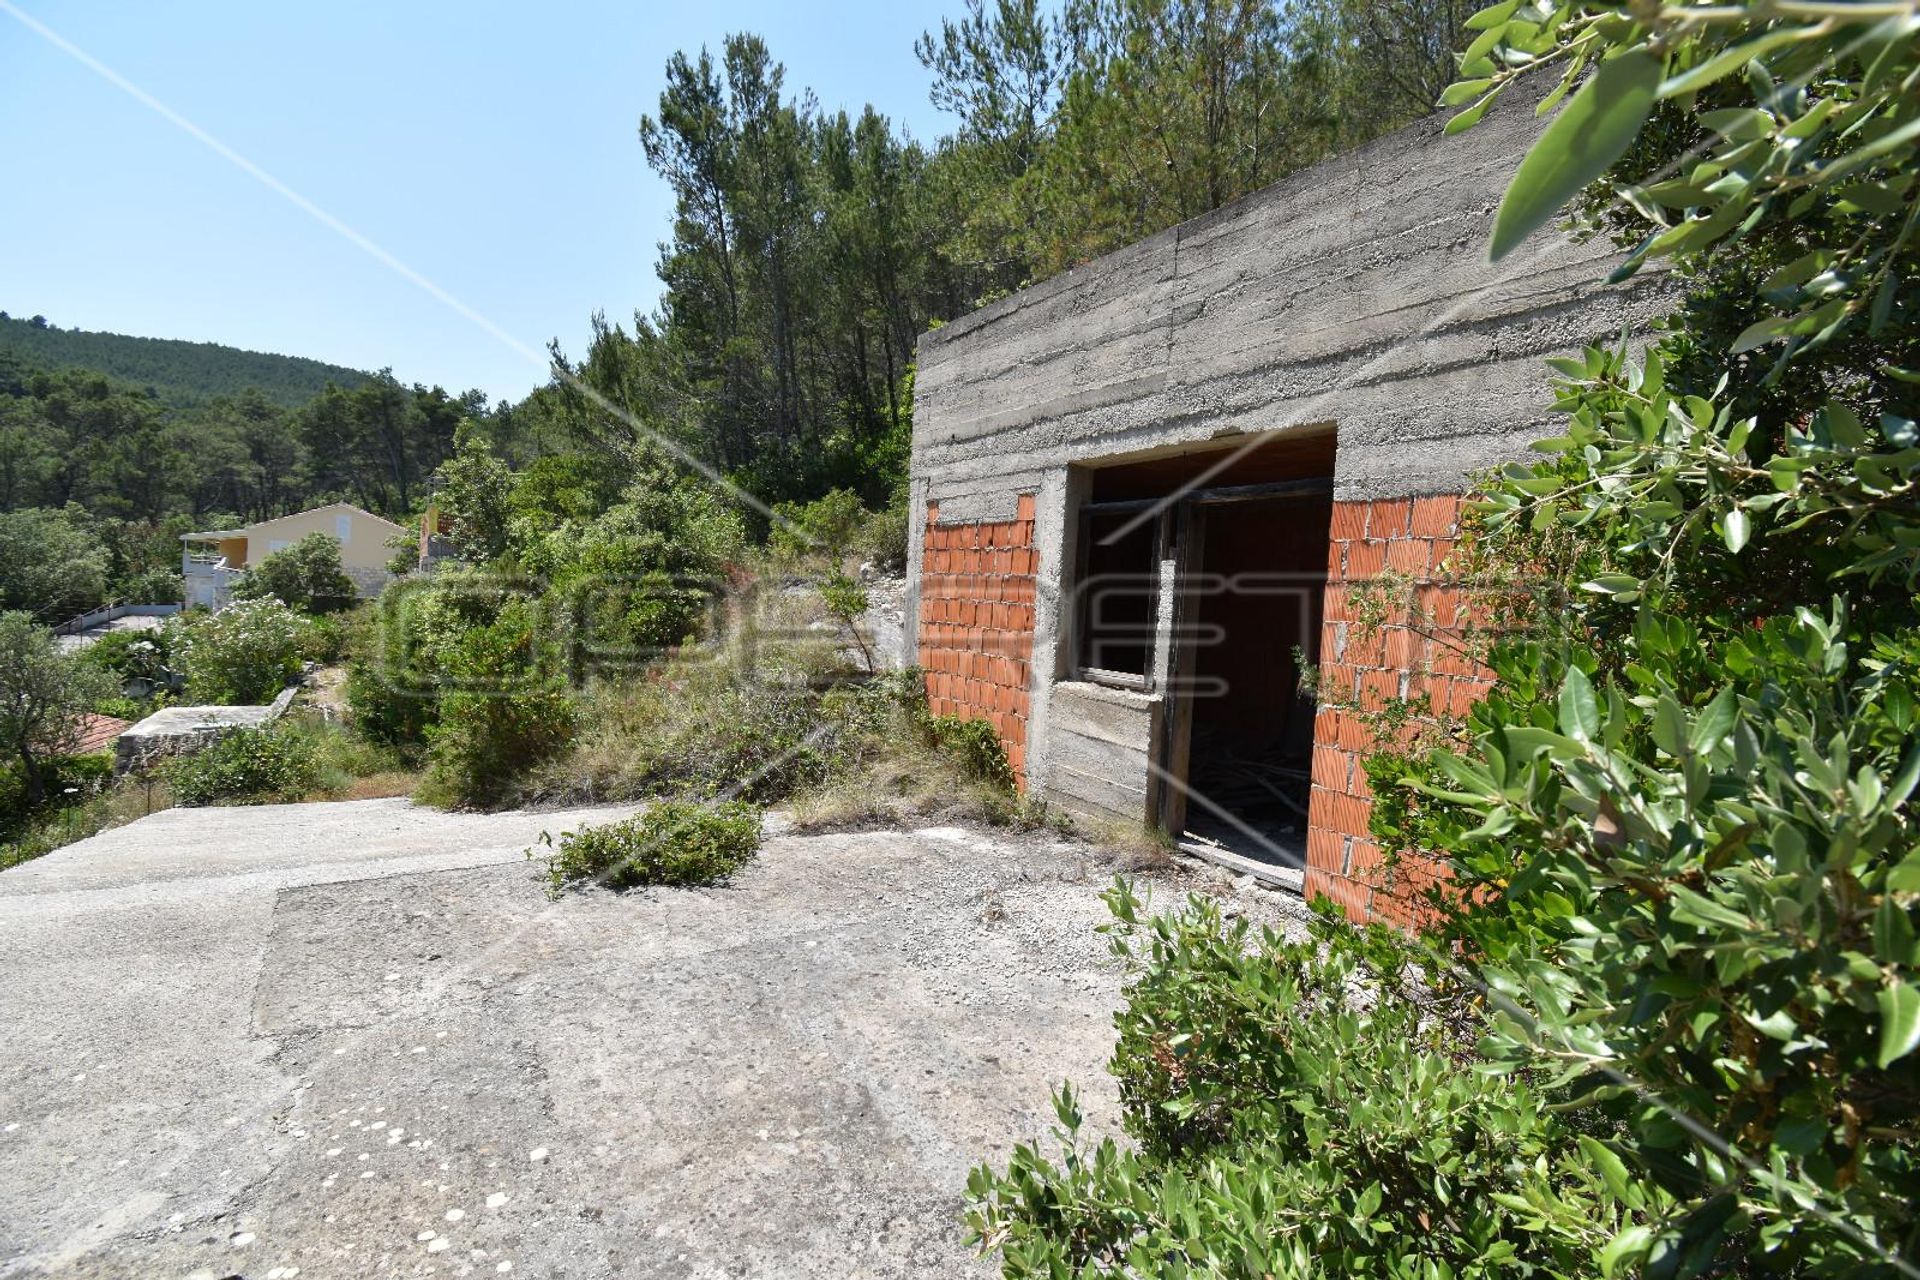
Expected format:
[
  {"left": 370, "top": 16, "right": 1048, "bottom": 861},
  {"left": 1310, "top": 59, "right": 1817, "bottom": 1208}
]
[{"left": 0, "top": 798, "right": 1268, "bottom": 1278}]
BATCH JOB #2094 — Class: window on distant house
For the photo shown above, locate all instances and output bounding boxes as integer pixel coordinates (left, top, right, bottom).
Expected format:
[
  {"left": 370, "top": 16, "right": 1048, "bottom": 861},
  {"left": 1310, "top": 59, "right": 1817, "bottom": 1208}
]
[{"left": 336, "top": 514, "right": 352, "bottom": 542}]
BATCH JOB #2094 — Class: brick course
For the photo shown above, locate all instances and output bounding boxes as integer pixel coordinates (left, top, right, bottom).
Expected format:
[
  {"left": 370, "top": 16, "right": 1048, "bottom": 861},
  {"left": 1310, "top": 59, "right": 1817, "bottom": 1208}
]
[
  {"left": 917, "top": 496, "right": 1039, "bottom": 784},
  {"left": 1303, "top": 494, "right": 1494, "bottom": 927}
]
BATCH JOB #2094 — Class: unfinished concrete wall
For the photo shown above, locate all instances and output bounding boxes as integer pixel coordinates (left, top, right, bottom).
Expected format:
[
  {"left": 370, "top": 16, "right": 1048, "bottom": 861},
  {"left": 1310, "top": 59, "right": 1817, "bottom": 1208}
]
[{"left": 907, "top": 86, "right": 1671, "bottom": 917}]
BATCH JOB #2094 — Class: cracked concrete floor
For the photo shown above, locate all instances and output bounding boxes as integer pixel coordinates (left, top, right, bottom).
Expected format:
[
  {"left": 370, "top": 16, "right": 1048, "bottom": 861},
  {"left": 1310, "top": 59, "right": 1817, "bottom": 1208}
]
[{"left": 0, "top": 797, "right": 1192, "bottom": 1279}]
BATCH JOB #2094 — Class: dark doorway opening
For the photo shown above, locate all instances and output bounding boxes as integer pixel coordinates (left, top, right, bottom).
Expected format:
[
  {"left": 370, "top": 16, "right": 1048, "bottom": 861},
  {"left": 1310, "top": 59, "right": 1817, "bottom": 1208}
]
[
  {"left": 1179, "top": 491, "right": 1334, "bottom": 877},
  {"left": 1073, "top": 429, "right": 1336, "bottom": 883}
]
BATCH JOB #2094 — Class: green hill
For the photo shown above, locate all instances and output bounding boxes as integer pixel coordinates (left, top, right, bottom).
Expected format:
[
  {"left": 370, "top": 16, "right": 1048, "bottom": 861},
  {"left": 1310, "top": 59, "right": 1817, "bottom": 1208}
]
[{"left": 0, "top": 313, "right": 370, "bottom": 409}]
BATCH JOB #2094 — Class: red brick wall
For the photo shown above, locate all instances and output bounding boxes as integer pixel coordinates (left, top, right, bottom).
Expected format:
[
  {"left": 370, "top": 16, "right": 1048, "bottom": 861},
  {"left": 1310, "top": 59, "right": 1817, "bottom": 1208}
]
[
  {"left": 1304, "top": 494, "right": 1492, "bottom": 927},
  {"left": 917, "top": 495, "right": 1039, "bottom": 786}
]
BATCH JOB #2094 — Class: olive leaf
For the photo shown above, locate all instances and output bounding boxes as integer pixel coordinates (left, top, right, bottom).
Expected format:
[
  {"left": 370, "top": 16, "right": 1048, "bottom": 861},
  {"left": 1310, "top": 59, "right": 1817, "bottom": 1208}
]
[{"left": 1490, "top": 48, "right": 1663, "bottom": 262}]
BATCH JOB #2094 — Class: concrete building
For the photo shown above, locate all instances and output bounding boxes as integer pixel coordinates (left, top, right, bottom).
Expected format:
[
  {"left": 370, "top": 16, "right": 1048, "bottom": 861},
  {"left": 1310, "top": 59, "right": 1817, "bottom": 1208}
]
[
  {"left": 182, "top": 501, "right": 406, "bottom": 610},
  {"left": 902, "top": 91, "right": 1670, "bottom": 923}
]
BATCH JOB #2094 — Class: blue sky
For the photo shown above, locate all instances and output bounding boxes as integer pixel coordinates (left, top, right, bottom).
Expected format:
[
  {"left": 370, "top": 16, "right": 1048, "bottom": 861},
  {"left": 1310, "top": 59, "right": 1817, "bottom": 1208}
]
[{"left": 0, "top": 1, "right": 952, "bottom": 403}]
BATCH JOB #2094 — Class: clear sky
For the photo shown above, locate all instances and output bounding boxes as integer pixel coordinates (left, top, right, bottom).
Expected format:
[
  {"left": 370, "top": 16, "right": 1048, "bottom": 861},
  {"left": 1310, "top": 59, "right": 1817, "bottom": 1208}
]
[{"left": 0, "top": 1, "right": 953, "bottom": 404}]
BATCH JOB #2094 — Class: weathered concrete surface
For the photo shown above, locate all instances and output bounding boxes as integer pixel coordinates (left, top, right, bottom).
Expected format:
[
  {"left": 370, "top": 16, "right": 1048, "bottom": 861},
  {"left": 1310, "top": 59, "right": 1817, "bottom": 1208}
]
[
  {"left": 908, "top": 88, "right": 1673, "bottom": 510},
  {"left": 902, "top": 87, "right": 1679, "bottom": 815},
  {"left": 114, "top": 689, "right": 298, "bottom": 774},
  {"left": 0, "top": 799, "right": 1277, "bottom": 1278}
]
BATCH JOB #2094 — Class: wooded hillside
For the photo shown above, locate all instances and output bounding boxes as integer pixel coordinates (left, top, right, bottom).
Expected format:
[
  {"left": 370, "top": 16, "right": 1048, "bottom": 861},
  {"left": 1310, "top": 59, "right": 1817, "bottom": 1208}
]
[{"left": 0, "top": 313, "right": 369, "bottom": 409}]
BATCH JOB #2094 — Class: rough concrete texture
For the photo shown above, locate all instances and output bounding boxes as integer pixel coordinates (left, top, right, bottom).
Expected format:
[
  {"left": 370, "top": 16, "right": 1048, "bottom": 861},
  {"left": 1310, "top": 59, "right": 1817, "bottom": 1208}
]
[
  {"left": 114, "top": 691, "right": 298, "bottom": 774},
  {"left": 0, "top": 798, "right": 1305, "bottom": 1278},
  {"left": 909, "top": 87, "right": 1674, "bottom": 512},
  {"left": 904, "top": 87, "right": 1676, "bottom": 825}
]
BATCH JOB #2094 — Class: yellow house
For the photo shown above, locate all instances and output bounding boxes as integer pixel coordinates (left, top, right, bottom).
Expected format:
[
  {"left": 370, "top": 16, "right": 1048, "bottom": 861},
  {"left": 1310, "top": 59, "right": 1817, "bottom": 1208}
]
[{"left": 182, "top": 501, "right": 407, "bottom": 609}]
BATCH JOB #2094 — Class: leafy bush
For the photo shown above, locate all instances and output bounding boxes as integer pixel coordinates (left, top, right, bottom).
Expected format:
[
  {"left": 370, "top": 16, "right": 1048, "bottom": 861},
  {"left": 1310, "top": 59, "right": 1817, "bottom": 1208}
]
[
  {"left": 417, "top": 600, "right": 576, "bottom": 809},
  {"left": 301, "top": 610, "right": 353, "bottom": 665},
  {"left": 270, "top": 714, "right": 410, "bottom": 796},
  {"left": 538, "top": 799, "right": 763, "bottom": 896},
  {"left": 82, "top": 628, "right": 173, "bottom": 687},
  {"left": 0, "top": 752, "right": 114, "bottom": 838},
  {"left": 1373, "top": 345, "right": 1920, "bottom": 1270},
  {"left": 433, "top": 423, "right": 515, "bottom": 562},
  {"left": 820, "top": 571, "right": 874, "bottom": 671},
  {"left": 0, "top": 506, "right": 108, "bottom": 621},
  {"left": 768, "top": 488, "right": 868, "bottom": 563},
  {"left": 0, "top": 775, "right": 161, "bottom": 871},
  {"left": 0, "top": 611, "right": 118, "bottom": 808},
  {"left": 854, "top": 500, "right": 909, "bottom": 572},
  {"left": 343, "top": 566, "right": 532, "bottom": 752},
  {"left": 924, "top": 712, "right": 1015, "bottom": 790},
  {"left": 234, "top": 532, "right": 357, "bottom": 613},
  {"left": 518, "top": 461, "right": 746, "bottom": 659},
  {"left": 1337, "top": 7, "right": 1920, "bottom": 1273},
  {"left": 166, "top": 726, "right": 321, "bottom": 806},
  {"left": 172, "top": 597, "right": 310, "bottom": 704},
  {"left": 968, "top": 884, "right": 1637, "bottom": 1277},
  {"left": 116, "top": 566, "right": 182, "bottom": 606}
]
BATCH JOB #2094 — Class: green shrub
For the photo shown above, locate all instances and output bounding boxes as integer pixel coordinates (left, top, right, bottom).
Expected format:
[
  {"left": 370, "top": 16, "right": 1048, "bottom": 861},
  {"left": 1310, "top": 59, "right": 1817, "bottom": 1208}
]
[
  {"left": 0, "top": 752, "right": 114, "bottom": 838},
  {"left": 344, "top": 582, "right": 457, "bottom": 750},
  {"left": 768, "top": 488, "right": 867, "bottom": 563},
  {"left": 233, "top": 532, "right": 357, "bottom": 613},
  {"left": 274, "top": 715, "right": 409, "bottom": 794},
  {"left": 968, "top": 884, "right": 1637, "bottom": 1277},
  {"left": 1382, "top": 409, "right": 1920, "bottom": 1270},
  {"left": 1311, "top": 8, "right": 1920, "bottom": 1271},
  {"left": 117, "top": 566, "right": 182, "bottom": 606},
  {"left": 166, "top": 727, "right": 321, "bottom": 806},
  {"left": 0, "top": 506, "right": 108, "bottom": 621},
  {"left": 0, "top": 778, "right": 161, "bottom": 871},
  {"left": 301, "top": 610, "right": 352, "bottom": 665},
  {"left": 417, "top": 602, "right": 575, "bottom": 809},
  {"left": 82, "top": 627, "right": 173, "bottom": 687},
  {"left": 172, "top": 597, "right": 310, "bottom": 704},
  {"left": 923, "top": 712, "right": 1015, "bottom": 790},
  {"left": 518, "top": 462, "right": 746, "bottom": 659},
  {"left": 538, "top": 799, "right": 763, "bottom": 896},
  {"left": 854, "top": 501, "right": 908, "bottom": 572},
  {"left": 820, "top": 572, "right": 874, "bottom": 671}
]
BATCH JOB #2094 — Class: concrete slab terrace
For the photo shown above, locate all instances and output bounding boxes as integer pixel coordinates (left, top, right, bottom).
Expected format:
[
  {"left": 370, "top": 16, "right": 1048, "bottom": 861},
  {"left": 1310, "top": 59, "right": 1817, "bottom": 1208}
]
[
  {"left": 51, "top": 614, "right": 169, "bottom": 656},
  {"left": 0, "top": 797, "right": 1302, "bottom": 1277}
]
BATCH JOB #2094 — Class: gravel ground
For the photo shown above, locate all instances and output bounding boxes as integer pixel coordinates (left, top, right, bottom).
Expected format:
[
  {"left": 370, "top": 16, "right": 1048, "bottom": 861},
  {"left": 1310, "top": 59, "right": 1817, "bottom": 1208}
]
[{"left": 0, "top": 798, "right": 1307, "bottom": 1279}]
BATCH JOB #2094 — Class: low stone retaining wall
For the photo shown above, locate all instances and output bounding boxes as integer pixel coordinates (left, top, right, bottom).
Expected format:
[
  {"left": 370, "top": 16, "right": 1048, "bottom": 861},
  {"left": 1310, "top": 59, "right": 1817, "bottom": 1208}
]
[{"left": 114, "top": 685, "right": 300, "bottom": 775}]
